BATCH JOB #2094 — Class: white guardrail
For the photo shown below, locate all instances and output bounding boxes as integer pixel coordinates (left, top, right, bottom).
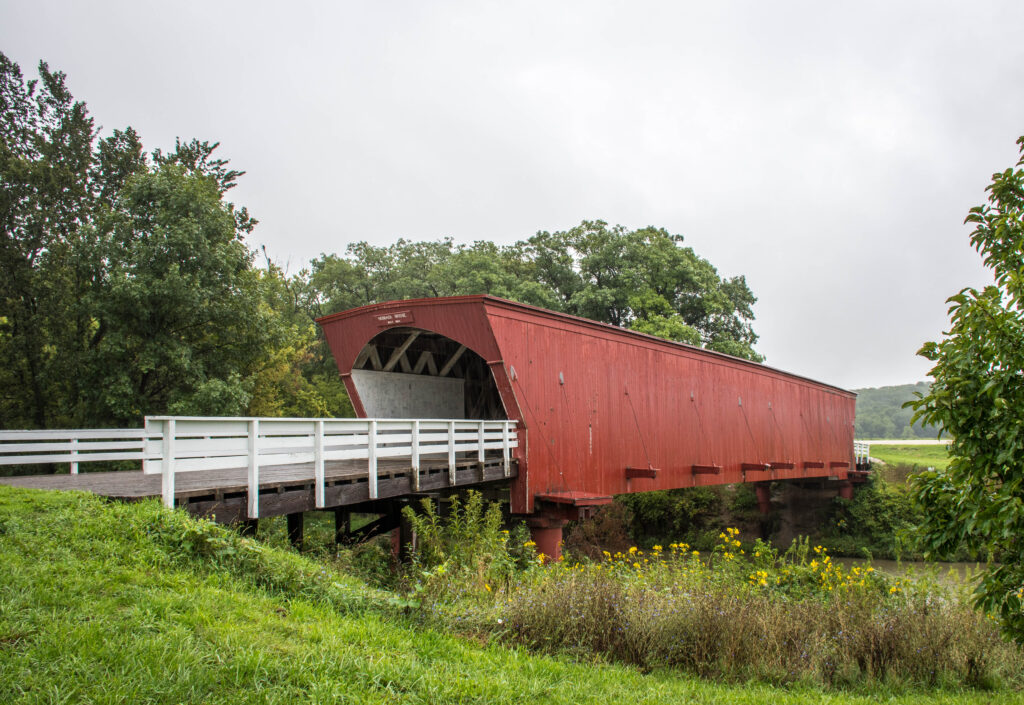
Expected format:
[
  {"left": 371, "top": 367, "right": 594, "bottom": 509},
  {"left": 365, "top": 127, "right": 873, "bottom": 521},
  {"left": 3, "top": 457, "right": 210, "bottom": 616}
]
[
  {"left": 0, "top": 417, "right": 518, "bottom": 518},
  {"left": 853, "top": 441, "right": 870, "bottom": 466}
]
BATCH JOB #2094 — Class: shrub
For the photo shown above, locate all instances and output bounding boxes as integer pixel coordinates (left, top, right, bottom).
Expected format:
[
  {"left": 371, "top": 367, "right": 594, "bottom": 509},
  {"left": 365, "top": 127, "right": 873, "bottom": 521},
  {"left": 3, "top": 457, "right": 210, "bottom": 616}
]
[
  {"left": 401, "top": 490, "right": 535, "bottom": 605},
  {"left": 564, "top": 501, "right": 634, "bottom": 560},
  {"left": 617, "top": 487, "right": 723, "bottom": 545},
  {"left": 825, "top": 474, "right": 923, "bottom": 559}
]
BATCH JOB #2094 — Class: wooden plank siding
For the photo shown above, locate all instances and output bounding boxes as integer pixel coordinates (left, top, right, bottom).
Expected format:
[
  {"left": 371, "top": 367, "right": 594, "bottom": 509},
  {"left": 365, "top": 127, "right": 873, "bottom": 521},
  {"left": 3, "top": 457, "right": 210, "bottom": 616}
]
[{"left": 318, "top": 295, "right": 858, "bottom": 516}]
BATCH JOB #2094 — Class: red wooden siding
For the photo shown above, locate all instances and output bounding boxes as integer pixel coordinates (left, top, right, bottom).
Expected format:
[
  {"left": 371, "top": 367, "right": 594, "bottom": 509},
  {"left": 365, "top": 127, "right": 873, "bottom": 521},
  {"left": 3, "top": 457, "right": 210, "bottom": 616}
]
[{"left": 318, "top": 296, "right": 856, "bottom": 516}]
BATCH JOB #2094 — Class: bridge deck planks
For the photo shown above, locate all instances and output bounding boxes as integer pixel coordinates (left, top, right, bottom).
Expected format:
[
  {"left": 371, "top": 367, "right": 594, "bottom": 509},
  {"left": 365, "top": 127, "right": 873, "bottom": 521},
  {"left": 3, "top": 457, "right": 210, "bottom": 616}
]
[{"left": 0, "top": 452, "right": 515, "bottom": 503}]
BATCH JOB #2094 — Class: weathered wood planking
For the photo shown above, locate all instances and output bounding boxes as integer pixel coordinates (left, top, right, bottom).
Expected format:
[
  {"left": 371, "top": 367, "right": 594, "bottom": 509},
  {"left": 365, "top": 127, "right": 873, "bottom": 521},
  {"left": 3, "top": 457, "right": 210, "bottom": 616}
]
[{"left": 0, "top": 453, "right": 518, "bottom": 520}]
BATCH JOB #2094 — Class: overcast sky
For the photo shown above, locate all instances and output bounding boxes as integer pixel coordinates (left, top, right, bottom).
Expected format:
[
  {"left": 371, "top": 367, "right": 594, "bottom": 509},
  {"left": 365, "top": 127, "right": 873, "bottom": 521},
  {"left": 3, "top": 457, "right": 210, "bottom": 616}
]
[{"left": 4, "top": 1, "right": 1023, "bottom": 390}]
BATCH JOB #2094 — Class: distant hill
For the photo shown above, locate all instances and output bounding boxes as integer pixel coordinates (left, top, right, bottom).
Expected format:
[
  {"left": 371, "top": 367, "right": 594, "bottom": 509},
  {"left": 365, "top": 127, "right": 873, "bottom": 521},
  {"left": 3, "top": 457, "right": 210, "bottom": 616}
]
[{"left": 852, "top": 382, "right": 945, "bottom": 439}]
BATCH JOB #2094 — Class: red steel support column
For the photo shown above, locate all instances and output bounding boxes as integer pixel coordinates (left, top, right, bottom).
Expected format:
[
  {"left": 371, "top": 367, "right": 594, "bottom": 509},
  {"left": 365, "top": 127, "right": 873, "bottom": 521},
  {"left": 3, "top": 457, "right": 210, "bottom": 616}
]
[
  {"left": 526, "top": 514, "right": 569, "bottom": 562},
  {"left": 838, "top": 481, "right": 854, "bottom": 500},
  {"left": 755, "top": 482, "right": 772, "bottom": 514}
]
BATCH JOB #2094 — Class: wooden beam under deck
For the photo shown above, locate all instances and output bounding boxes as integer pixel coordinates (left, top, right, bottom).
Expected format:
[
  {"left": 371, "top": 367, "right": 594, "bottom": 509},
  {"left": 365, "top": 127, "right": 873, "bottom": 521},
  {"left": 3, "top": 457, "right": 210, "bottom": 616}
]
[{"left": 0, "top": 455, "right": 518, "bottom": 523}]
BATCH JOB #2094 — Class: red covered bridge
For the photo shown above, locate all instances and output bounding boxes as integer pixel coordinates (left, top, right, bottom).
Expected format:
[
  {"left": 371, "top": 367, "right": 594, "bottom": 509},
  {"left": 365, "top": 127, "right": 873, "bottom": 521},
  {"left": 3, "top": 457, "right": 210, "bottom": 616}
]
[
  {"left": 1, "top": 295, "right": 862, "bottom": 559},
  {"left": 318, "top": 295, "right": 859, "bottom": 558}
]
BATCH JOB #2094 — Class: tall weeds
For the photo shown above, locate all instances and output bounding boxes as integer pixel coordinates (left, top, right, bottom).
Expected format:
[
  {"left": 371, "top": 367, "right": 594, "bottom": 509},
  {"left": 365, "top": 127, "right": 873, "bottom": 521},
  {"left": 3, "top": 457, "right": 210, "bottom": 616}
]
[
  {"left": 392, "top": 494, "right": 1020, "bottom": 690},
  {"left": 401, "top": 491, "right": 534, "bottom": 603},
  {"left": 464, "top": 531, "right": 1020, "bottom": 689}
]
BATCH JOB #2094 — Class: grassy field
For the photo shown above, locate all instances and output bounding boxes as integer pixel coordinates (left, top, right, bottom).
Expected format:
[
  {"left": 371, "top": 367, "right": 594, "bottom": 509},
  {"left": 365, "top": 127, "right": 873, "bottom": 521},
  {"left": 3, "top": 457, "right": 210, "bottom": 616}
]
[
  {"left": 867, "top": 444, "right": 952, "bottom": 471},
  {"left": 1, "top": 485, "right": 1020, "bottom": 704}
]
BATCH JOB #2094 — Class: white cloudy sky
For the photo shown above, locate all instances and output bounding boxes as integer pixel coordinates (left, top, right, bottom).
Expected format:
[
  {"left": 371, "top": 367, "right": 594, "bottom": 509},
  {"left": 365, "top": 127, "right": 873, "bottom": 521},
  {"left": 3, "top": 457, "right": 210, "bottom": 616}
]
[{"left": 4, "top": 1, "right": 1023, "bottom": 390}]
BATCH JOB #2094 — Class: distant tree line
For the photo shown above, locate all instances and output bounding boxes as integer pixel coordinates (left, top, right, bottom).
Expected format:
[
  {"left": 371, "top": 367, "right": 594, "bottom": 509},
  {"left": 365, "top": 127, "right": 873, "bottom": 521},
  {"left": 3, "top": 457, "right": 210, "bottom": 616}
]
[
  {"left": 853, "top": 382, "right": 943, "bottom": 439},
  {"left": 1, "top": 54, "right": 762, "bottom": 429}
]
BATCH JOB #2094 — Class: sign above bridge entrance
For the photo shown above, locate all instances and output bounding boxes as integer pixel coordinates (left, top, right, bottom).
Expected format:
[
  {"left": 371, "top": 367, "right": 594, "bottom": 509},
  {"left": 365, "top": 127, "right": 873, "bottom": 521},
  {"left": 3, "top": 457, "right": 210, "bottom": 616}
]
[{"left": 375, "top": 310, "right": 414, "bottom": 327}]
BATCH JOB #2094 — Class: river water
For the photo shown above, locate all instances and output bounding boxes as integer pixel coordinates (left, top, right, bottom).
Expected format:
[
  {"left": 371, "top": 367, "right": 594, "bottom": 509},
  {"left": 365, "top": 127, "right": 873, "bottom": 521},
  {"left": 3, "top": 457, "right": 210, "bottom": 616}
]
[{"left": 835, "top": 557, "right": 985, "bottom": 586}]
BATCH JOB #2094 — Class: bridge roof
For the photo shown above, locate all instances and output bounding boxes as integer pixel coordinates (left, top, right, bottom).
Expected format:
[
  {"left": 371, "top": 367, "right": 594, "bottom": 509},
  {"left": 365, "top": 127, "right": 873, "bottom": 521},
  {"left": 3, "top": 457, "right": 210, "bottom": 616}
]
[{"left": 316, "top": 294, "right": 854, "bottom": 397}]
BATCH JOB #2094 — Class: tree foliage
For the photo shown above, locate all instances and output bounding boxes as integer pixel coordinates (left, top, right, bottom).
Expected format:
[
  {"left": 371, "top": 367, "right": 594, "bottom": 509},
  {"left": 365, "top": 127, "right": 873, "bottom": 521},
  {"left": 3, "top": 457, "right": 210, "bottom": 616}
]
[
  {"left": 0, "top": 53, "right": 345, "bottom": 428},
  {"left": 302, "top": 221, "right": 762, "bottom": 361},
  {"left": 908, "top": 136, "right": 1024, "bottom": 641},
  {"left": 853, "top": 382, "right": 942, "bottom": 439}
]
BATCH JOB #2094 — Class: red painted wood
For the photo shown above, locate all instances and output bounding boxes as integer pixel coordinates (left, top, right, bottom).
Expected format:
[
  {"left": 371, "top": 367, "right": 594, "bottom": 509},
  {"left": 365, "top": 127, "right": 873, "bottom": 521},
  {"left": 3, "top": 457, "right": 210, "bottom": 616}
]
[
  {"left": 534, "top": 491, "right": 613, "bottom": 506},
  {"left": 625, "top": 466, "right": 659, "bottom": 479},
  {"left": 317, "top": 296, "right": 857, "bottom": 516}
]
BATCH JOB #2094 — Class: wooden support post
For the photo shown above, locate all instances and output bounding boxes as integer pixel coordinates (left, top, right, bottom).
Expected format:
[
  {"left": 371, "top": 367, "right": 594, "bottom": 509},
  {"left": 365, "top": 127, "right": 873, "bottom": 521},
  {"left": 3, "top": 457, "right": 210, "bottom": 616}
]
[
  {"left": 287, "top": 512, "right": 304, "bottom": 550},
  {"left": 411, "top": 420, "right": 420, "bottom": 492},
  {"left": 502, "top": 421, "right": 511, "bottom": 477},
  {"left": 477, "top": 420, "right": 486, "bottom": 480},
  {"left": 314, "top": 420, "right": 325, "bottom": 508},
  {"left": 367, "top": 419, "right": 378, "bottom": 499},
  {"left": 142, "top": 417, "right": 152, "bottom": 475},
  {"left": 447, "top": 421, "right": 456, "bottom": 485},
  {"left": 247, "top": 419, "right": 260, "bottom": 519},
  {"left": 69, "top": 437, "right": 79, "bottom": 475},
  {"left": 161, "top": 418, "right": 176, "bottom": 509},
  {"left": 334, "top": 508, "right": 351, "bottom": 544},
  {"left": 239, "top": 518, "right": 258, "bottom": 537},
  {"left": 397, "top": 500, "right": 414, "bottom": 563}
]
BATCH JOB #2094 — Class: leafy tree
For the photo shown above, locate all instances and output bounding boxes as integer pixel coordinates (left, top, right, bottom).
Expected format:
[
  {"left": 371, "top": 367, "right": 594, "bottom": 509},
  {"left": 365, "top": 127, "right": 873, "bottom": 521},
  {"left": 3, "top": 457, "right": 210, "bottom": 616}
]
[
  {"left": 304, "top": 221, "right": 763, "bottom": 362},
  {"left": 908, "top": 136, "right": 1024, "bottom": 641},
  {"left": 247, "top": 258, "right": 353, "bottom": 418},
  {"left": 0, "top": 52, "right": 316, "bottom": 428},
  {"left": 75, "top": 163, "right": 283, "bottom": 422},
  {"left": 515, "top": 221, "right": 761, "bottom": 359},
  {"left": 0, "top": 54, "right": 142, "bottom": 427}
]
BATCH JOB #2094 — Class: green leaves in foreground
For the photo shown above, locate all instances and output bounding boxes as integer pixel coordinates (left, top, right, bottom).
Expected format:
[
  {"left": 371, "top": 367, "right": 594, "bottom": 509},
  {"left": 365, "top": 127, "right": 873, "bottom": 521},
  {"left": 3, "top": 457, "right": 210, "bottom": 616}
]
[{"left": 908, "top": 135, "right": 1024, "bottom": 641}]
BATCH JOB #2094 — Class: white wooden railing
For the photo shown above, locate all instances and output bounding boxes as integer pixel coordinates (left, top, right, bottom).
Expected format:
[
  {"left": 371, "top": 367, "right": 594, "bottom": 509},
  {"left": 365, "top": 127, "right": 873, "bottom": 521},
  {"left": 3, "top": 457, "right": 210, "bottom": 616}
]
[
  {"left": 0, "top": 416, "right": 519, "bottom": 518},
  {"left": 853, "top": 441, "right": 870, "bottom": 466},
  {"left": 0, "top": 427, "right": 153, "bottom": 473}
]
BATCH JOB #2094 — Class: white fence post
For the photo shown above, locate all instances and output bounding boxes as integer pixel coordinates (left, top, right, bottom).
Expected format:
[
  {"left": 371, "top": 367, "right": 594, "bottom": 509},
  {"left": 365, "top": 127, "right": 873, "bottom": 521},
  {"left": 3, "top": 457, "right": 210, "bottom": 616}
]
[
  {"left": 477, "top": 421, "right": 486, "bottom": 478},
  {"left": 314, "top": 419, "right": 325, "bottom": 509},
  {"left": 502, "top": 421, "right": 511, "bottom": 477},
  {"left": 448, "top": 420, "right": 456, "bottom": 485},
  {"left": 69, "top": 437, "right": 79, "bottom": 475},
  {"left": 142, "top": 418, "right": 152, "bottom": 474},
  {"left": 247, "top": 419, "right": 260, "bottom": 519},
  {"left": 161, "top": 418, "right": 175, "bottom": 508},
  {"left": 367, "top": 419, "right": 378, "bottom": 499},
  {"left": 411, "top": 419, "right": 420, "bottom": 492}
]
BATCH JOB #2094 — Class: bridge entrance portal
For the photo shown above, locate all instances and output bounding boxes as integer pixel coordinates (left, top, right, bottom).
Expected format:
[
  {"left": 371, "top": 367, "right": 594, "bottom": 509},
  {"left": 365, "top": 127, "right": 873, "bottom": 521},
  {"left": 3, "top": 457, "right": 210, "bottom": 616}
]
[{"left": 348, "top": 327, "right": 506, "bottom": 421}]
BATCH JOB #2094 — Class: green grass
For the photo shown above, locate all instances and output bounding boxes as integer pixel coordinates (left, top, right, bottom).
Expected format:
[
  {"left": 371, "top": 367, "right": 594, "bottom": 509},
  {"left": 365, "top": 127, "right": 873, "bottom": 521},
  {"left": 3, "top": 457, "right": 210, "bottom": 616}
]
[
  {"left": 868, "top": 444, "right": 952, "bottom": 471},
  {"left": 0, "top": 486, "right": 1020, "bottom": 704}
]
